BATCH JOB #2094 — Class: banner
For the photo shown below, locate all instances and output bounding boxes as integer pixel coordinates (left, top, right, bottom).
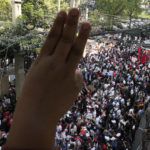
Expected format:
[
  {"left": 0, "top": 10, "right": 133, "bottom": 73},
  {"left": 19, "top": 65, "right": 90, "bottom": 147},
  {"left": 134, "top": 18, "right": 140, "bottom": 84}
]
[{"left": 141, "top": 50, "right": 146, "bottom": 64}]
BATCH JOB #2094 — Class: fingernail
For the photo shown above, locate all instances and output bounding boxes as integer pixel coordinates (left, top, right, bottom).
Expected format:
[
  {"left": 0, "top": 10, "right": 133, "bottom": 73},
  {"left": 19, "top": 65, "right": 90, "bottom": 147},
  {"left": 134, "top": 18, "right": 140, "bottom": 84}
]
[
  {"left": 70, "top": 8, "right": 79, "bottom": 17},
  {"left": 82, "top": 23, "right": 91, "bottom": 31},
  {"left": 58, "top": 11, "right": 67, "bottom": 18}
]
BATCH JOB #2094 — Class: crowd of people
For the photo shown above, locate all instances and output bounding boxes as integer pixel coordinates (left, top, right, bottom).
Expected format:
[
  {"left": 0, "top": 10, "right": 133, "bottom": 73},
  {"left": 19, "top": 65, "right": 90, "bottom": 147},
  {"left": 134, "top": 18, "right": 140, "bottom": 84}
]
[
  {"left": 0, "top": 33, "right": 150, "bottom": 149},
  {"left": 55, "top": 33, "right": 150, "bottom": 150},
  {"left": 0, "top": 82, "right": 16, "bottom": 146}
]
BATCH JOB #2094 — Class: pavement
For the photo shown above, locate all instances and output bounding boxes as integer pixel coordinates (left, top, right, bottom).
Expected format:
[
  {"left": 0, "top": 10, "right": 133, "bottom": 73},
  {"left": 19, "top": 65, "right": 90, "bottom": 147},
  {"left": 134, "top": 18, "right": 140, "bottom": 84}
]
[{"left": 132, "top": 104, "right": 150, "bottom": 150}]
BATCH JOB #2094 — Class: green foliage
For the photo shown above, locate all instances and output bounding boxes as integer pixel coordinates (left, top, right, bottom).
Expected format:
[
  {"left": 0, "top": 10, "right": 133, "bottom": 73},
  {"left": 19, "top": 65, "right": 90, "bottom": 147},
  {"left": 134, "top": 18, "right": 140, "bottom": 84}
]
[
  {"left": 21, "top": 0, "right": 70, "bottom": 30},
  {"left": 89, "top": 9, "right": 100, "bottom": 26},
  {"left": 21, "top": 0, "right": 47, "bottom": 30},
  {"left": 96, "top": 0, "right": 126, "bottom": 16},
  {"left": 125, "top": 0, "right": 142, "bottom": 18},
  {"left": 95, "top": 0, "right": 144, "bottom": 29},
  {"left": 0, "top": 0, "right": 70, "bottom": 30},
  {"left": 139, "top": 13, "right": 150, "bottom": 19},
  {"left": 124, "top": 0, "right": 143, "bottom": 28},
  {"left": 44, "top": 0, "right": 69, "bottom": 27},
  {"left": 0, "top": 0, "right": 70, "bottom": 58},
  {"left": 95, "top": 0, "right": 126, "bottom": 29},
  {"left": 0, "top": 21, "right": 45, "bottom": 57},
  {"left": 0, "top": 0, "right": 11, "bottom": 21}
]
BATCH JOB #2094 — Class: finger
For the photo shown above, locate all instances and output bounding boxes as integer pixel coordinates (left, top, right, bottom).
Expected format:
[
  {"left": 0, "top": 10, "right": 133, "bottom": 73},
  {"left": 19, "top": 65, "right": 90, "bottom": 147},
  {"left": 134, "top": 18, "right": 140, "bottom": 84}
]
[
  {"left": 67, "top": 22, "right": 91, "bottom": 71},
  {"left": 40, "top": 11, "right": 67, "bottom": 56},
  {"left": 54, "top": 8, "right": 80, "bottom": 61}
]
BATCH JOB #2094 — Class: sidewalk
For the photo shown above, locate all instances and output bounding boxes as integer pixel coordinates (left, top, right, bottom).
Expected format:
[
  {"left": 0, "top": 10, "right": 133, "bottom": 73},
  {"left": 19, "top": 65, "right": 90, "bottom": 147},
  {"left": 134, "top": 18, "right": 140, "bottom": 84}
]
[{"left": 132, "top": 104, "right": 150, "bottom": 150}]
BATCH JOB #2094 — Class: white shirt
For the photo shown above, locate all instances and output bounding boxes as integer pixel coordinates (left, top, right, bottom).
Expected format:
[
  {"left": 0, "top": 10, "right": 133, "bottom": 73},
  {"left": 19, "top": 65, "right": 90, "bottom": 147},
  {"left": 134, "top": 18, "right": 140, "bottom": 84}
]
[
  {"left": 5, "top": 98, "right": 10, "bottom": 104},
  {"left": 105, "top": 136, "right": 110, "bottom": 141},
  {"left": 117, "top": 109, "right": 121, "bottom": 117},
  {"left": 95, "top": 116, "right": 100, "bottom": 125},
  {"left": 56, "top": 125, "right": 62, "bottom": 132},
  {"left": 121, "top": 98, "right": 125, "bottom": 105}
]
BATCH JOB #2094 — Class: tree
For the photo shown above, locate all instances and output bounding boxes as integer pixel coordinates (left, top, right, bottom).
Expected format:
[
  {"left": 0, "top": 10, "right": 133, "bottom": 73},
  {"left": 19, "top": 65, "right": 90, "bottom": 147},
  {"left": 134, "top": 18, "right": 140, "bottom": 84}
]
[
  {"left": 96, "top": 0, "right": 126, "bottom": 29},
  {"left": 21, "top": 0, "right": 69, "bottom": 30},
  {"left": 0, "top": 22, "right": 45, "bottom": 95},
  {"left": 0, "top": 20, "right": 44, "bottom": 74},
  {"left": 44, "top": 0, "right": 69, "bottom": 26},
  {"left": 124, "top": 0, "right": 142, "bottom": 29},
  {"left": 0, "top": 21, "right": 45, "bottom": 56},
  {"left": 89, "top": 9, "right": 100, "bottom": 26},
  {"left": 21, "top": 0, "right": 48, "bottom": 30},
  {"left": 0, "top": 0, "right": 11, "bottom": 21}
]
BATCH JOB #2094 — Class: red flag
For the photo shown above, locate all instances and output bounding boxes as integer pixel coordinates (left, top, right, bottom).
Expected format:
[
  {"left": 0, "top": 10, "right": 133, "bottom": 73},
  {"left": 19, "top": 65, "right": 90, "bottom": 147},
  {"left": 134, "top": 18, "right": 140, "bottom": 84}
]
[
  {"left": 141, "top": 50, "right": 146, "bottom": 64},
  {"left": 138, "top": 45, "right": 141, "bottom": 60},
  {"left": 146, "top": 49, "right": 150, "bottom": 61}
]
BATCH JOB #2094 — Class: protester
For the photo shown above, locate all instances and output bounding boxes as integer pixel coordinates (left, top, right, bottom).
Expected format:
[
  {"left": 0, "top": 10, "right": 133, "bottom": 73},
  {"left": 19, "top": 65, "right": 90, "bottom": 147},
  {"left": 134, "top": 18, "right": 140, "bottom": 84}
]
[
  {"left": 55, "top": 33, "right": 150, "bottom": 150},
  {"left": 0, "top": 82, "right": 16, "bottom": 146},
  {"left": 0, "top": 8, "right": 150, "bottom": 150}
]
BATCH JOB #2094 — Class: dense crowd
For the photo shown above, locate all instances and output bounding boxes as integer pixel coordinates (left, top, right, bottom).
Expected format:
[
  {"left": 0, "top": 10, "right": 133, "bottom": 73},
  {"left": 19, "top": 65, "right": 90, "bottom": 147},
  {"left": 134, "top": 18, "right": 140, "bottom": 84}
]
[
  {"left": 0, "top": 33, "right": 150, "bottom": 150},
  {"left": 0, "top": 82, "right": 16, "bottom": 146},
  {"left": 0, "top": 50, "right": 36, "bottom": 147},
  {"left": 55, "top": 34, "right": 150, "bottom": 150}
]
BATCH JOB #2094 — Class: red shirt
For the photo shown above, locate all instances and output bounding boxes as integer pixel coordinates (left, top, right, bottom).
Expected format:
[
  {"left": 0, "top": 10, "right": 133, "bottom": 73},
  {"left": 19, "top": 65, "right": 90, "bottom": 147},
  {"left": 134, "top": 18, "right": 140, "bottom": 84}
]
[{"left": 101, "top": 144, "right": 107, "bottom": 150}]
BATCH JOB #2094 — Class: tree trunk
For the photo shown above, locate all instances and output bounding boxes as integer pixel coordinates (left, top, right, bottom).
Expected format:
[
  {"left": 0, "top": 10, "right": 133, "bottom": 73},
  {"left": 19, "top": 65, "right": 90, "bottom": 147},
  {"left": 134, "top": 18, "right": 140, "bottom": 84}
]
[
  {"left": 12, "top": 0, "right": 22, "bottom": 24},
  {"left": 75, "top": 0, "right": 81, "bottom": 8},
  {"left": 58, "top": 0, "right": 60, "bottom": 12},
  {"left": 0, "top": 75, "right": 9, "bottom": 96},
  {"left": 111, "top": 17, "right": 114, "bottom": 30},
  {"left": 129, "top": 15, "right": 132, "bottom": 29},
  {"left": 70, "top": 0, "right": 75, "bottom": 8},
  {"left": 85, "top": 7, "right": 89, "bottom": 21},
  {"left": 15, "top": 53, "right": 25, "bottom": 99},
  {"left": 109, "top": 16, "right": 113, "bottom": 30}
]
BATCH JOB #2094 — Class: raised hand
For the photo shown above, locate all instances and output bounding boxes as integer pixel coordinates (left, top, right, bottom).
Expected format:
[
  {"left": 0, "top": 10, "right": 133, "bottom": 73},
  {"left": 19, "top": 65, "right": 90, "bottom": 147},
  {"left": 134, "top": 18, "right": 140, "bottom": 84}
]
[{"left": 4, "top": 8, "right": 91, "bottom": 150}]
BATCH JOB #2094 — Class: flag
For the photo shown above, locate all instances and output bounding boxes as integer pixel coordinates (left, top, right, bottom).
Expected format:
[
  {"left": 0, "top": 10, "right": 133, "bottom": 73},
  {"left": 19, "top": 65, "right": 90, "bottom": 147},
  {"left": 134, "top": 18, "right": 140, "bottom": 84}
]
[
  {"left": 141, "top": 50, "right": 146, "bottom": 64},
  {"left": 146, "top": 50, "right": 150, "bottom": 61},
  {"left": 138, "top": 45, "right": 141, "bottom": 60}
]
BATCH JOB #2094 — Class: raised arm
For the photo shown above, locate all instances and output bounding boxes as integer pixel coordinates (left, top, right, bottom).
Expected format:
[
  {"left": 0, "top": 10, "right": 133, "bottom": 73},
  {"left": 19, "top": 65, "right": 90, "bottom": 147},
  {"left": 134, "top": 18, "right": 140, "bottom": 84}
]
[{"left": 4, "top": 8, "right": 91, "bottom": 150}]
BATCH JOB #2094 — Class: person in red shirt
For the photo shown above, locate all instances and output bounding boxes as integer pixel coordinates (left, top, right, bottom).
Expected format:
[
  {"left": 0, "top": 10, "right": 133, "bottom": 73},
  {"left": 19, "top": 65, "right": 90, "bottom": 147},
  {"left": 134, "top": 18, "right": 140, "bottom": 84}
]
[{"left": 101, "top": 143, "right": 107, "bottom": 150}]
